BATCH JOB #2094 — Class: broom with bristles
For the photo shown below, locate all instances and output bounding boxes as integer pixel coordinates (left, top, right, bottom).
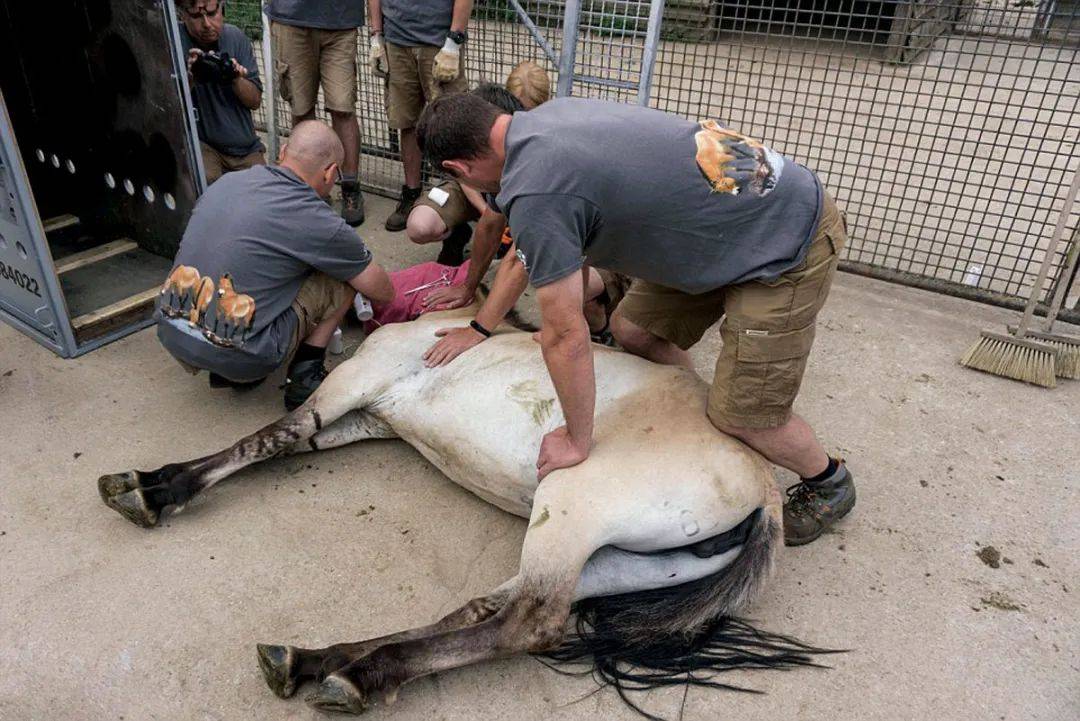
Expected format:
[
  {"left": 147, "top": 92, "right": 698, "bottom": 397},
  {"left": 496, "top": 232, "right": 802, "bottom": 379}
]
[
  {"left": 960, "top": 167, "right": 1080, "bottom": 387},
  {"left": 1008, "top": 227, "right": 1080, "bottom": 380}
]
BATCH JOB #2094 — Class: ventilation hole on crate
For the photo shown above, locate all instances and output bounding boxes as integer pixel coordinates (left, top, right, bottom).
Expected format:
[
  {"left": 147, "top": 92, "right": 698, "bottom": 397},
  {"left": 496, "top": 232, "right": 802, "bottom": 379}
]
[
  {"left": 143, "top": 185, "right": 155, "bottom": 203},
  {"left": 66, "top": 159, "right": 76, "bottom": 174},
  {"left": 123, "top": 178, "right": 135, "bottom": 195},
  {"left": 104, "top": 172, "right": 116, "bottom": 189},
  {"left": 0, "top": 232, "right": 7, "bottom": 250},
  {"left": 163, "top": 193, "right": 176, "bottom": 210},
  {"left": 35, "top": 149, "right": 45, "bottom": 162},
  {"left": 16, "top": 241, "right": 28, "bottom": 259},
  {"left": 50, "top": 154, "right": 60, "bottom": 168}
]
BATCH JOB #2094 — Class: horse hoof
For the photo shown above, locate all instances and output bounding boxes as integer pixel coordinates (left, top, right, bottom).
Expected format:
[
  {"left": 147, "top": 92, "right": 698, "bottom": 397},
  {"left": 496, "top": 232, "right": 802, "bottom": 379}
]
[
  {"left": 98, "top": 471, "right": 141, "bottom": 502},
  {"left": 256, "top": 643, "right": 298, "bottom": 698},
  {"left": 306, "top": 674, "right": 369, "bottom": 714},
  {"left": 104, "top": 488, "right": 159, "bottom": 528}
]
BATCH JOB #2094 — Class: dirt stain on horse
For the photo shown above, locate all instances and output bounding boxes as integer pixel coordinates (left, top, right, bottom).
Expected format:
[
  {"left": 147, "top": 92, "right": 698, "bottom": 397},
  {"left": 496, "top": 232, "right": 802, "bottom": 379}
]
[
  {"left": 529, "top": 505, "right": 550, "bottom": 529},
  {"left": 507, "top": 381, "right": 555, "bottom": 426}
]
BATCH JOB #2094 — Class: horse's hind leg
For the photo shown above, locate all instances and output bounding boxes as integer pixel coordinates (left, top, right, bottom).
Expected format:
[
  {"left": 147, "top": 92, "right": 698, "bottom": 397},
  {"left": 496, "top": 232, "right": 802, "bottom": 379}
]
[
  {"left": 301, "top": 481, "right": 602, "bottom": 713},
  {"left": 257, "top": 584, "right": 512, "bottom": 699},
  {"left": 98, "top": 365, "right": 374, "bottom": 528}
]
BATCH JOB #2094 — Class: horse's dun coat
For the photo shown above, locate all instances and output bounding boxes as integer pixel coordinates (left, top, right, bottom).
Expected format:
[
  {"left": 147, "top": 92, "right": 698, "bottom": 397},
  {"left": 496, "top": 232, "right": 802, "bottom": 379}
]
[{"left": 98, "top": 306, "right": 827, "bottom": 716}]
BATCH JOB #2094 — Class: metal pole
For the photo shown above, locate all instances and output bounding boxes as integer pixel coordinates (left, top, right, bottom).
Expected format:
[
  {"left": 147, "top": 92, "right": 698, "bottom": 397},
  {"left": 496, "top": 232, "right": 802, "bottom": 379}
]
[
  {"left": 637, "top": 0, "right": 665, "bottom": 106},
  {"left": 507, "top": 0, "right": 558, "bottom": 66},
  {"left": 261, "top": 5, "right": 280, "bottom": 163},
  {"left": 556, "top": 0, "right": 581, "bottom": 98},
  {"left": 1015, "top": 165, "right": 1080, "bottom": 336},
  {"left": 164, "top": 0, "right": 208, "bottom": 193}
]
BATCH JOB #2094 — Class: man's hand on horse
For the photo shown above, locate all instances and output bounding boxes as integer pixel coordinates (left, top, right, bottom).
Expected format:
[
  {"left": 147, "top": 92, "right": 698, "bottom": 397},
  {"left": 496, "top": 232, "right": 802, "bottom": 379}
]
[
  {"left": 421, "top": 284, "right": 473, "bottom": 311},
  {"left": 423, "top": 325, "right": 486, "bottom": 367},
  {"left": 536, "top": 426, "right": 590, "bottom": 480}
]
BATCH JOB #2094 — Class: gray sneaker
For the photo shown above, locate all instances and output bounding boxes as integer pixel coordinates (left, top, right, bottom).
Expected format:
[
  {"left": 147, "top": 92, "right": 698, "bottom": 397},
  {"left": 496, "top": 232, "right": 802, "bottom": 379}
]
[{"left": 783, "top": 459, "right": 856, "bottom": 546}]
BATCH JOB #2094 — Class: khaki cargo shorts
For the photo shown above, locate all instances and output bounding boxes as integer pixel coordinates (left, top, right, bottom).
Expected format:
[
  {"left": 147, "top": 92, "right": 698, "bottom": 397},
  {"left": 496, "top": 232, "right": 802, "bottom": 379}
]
[
  {"left": 286, "top": 272, "right": 354, "bottom": 358},
  {"left": 200, "top": 142, "right": 265, "bottom": 185},
  {"left": 413, "top": 180, "right": 482, "bottom": 229},
  {"left": 614, "top": 193, "right": 847, "bottom": 430},
  {"left": 384, "top": 41, "right": 468, "bottom": 130},
  {"left": 271, "top": 22, "right": 358, "bottom": 117}
]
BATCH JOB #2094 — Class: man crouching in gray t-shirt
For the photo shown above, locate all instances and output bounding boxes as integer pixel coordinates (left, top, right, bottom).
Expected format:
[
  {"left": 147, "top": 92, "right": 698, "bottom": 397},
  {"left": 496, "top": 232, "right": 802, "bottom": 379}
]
[
  {"left": 417, "top": 94, "right": 856, "bottom": 547},
  {"left": 156, "top": 121, "right": 394, "bottom": 411}
]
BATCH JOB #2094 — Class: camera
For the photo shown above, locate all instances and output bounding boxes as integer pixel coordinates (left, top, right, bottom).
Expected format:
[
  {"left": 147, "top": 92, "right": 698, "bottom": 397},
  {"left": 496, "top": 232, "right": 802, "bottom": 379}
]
[{"left": 191, "top": 51, "right": 238, "bottom": 84}]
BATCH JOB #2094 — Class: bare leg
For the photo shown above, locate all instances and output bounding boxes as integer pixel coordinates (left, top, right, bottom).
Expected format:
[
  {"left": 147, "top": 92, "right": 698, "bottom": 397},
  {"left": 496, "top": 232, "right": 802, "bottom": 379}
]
[
  {"left": 329, "top": 110, "right": 360, "bottom": 178},
  {"left": 399, "top": 127, "right": 422, "bottom": 189},
  {"left": 582, "top": 268, "right": 608, "bottom": 333},
  {"left": 303, "top": 287, "right": 356, "bottom": 348},
  {"left": 713, "top": 414, "right": 829, "bottom": 479},
  {"left": 406, "top": 205, "right": 450, "bottom": 245},
  {"left": 610, "top": 312, "right": 694, "bottom": 370}
]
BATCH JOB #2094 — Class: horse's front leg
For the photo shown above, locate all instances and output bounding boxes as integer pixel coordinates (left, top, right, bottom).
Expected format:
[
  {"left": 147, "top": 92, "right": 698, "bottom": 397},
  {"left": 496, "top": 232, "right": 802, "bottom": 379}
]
[{"left": 97, "top": 360, "right": 375, "bottom": 527}]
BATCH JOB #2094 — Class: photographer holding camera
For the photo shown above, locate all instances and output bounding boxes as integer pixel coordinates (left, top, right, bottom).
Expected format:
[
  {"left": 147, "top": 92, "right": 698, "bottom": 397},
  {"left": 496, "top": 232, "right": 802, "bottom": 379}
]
[{"left": 179, "top": 0, "right": 266, "bottom": 185}]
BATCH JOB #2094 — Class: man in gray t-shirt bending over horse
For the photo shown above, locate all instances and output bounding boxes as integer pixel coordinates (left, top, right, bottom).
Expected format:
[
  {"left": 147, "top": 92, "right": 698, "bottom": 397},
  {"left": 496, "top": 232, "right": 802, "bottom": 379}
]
[{"left": 417, "top": 95, "right": 855, "bottom": 546}]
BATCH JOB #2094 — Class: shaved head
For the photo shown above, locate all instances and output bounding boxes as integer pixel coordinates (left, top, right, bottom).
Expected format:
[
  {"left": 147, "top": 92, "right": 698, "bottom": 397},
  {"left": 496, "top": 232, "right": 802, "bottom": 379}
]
[{"left": 282, "top": 121, "right": 344, "bottom": 176}]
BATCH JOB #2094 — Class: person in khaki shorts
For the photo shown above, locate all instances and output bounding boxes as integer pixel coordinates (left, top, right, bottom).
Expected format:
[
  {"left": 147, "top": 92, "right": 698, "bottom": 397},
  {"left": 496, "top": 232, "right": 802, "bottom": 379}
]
[
  {"left": 367, "top": 0, "right": 471, "bottom": 233},
  {"left": 417, "top": 93, "right": 856, "bottom": 546},
  {"left": 266, "top": 1, "right": 366, "bottom": 226},
  {"left": 155, "top": 122, "right": 393, "bottom": 411},
  {"left": 408, "top": 63, "right": 551, "bottom": 266}
]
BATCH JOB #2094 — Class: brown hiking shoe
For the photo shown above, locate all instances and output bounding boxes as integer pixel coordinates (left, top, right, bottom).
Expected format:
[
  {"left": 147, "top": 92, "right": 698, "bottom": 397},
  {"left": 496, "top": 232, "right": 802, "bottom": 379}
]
[
  {"left": 385, "top": 185, "right": 421, "bottom": 232},
  {"left": 783, "top": 459, "right": 856, "bottom": 546}
]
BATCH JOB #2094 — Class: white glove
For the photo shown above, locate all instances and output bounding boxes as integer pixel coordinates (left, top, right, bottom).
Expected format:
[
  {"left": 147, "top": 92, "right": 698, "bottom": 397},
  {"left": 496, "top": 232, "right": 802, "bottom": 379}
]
[
  {"left": 432, "top": 36, "right": 460, "bottom": 83},
  {"left": 370, "top": 33, "right": 388, "bottom": 78}
]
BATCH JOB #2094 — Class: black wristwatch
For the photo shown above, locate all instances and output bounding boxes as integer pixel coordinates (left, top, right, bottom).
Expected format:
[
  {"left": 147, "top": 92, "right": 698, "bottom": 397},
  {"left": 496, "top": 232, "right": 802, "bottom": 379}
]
[
  {"left": 469, "top": 319, "right": 492, "bottom": 338},
  {"left": 447, "top": 30, "right": 467, "bottom": 45}
]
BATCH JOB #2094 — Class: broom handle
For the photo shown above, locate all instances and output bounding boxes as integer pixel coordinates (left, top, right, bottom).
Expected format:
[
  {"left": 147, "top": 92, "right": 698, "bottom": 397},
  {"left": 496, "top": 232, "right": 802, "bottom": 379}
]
[
  {"left": 1043, "top": 220, "right": 1079, "bottom": 331},
  {"left": 1016, "top": 166, "right": 1080, "bottom": 336}
]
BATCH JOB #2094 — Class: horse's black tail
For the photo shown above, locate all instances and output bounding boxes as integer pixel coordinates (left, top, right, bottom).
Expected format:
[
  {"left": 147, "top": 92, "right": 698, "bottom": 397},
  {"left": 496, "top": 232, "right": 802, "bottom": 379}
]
[{"left": 539, "top": 508, "right": 843, "bottom": 721}]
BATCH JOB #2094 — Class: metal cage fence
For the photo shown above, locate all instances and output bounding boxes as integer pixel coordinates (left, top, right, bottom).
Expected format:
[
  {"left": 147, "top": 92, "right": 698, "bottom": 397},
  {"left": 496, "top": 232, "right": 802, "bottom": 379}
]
[{"left": 223, "top": 1, "right": 1079, "bottom": 316}]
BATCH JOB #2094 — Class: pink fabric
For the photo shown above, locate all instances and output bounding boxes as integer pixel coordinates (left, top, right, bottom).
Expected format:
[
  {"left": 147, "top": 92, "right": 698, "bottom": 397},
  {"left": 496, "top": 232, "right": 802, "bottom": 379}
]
[{"left": 365, "top": 260, "right": 472, "bottom": 333}]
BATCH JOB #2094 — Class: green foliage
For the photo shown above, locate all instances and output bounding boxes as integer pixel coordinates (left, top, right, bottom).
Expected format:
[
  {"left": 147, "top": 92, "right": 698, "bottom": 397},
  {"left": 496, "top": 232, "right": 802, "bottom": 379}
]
[{"left": 225, "top": 0, "right": 264, "bottom": 39}]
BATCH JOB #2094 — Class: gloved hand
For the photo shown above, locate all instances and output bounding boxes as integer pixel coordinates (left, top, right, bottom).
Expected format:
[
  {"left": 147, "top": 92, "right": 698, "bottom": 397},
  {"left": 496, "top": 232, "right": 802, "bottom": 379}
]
[
  {"left": 370, "top": 33, "right": 388, "bottom": 78},
  {"left": 432, "top": 36, "right": 460, "bottom": 83}
]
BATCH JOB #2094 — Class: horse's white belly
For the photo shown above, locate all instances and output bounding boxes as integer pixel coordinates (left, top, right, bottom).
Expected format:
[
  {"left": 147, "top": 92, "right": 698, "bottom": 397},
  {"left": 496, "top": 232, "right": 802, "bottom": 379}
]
[{"left": 357, "top": 326, "right": 768, "bottom": 537}]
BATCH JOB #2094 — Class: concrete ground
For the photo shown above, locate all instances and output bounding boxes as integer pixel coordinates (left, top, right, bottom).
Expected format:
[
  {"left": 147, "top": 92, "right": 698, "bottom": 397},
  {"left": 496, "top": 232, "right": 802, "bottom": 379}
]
[{"left": 1, "top": 194, "right": 1077, "bottom": 721}]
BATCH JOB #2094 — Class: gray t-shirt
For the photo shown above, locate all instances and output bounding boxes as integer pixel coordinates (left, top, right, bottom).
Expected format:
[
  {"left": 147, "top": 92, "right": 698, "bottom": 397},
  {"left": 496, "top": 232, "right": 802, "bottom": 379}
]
[
  {"left": 156, "top": 165, "right": 371, "bottom": 380},
  {"left": 265, "top": 0, "right": 364, "bottom": 30},
  {"left": 496, "top": 98, "right": 823, "bottom": 293},
  {"left": 382, "top": 0, "right": 454, "bottom": 48},
  {"left": 180, "top": 24, "right": 264, "bottom": 157}
]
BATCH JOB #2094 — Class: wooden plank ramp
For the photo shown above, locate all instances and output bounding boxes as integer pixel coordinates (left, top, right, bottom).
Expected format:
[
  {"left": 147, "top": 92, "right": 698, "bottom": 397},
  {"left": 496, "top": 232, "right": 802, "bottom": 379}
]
[
  {"left": 42, "top": 214, "right": 80, "bottom": 233},
  {"left": 70, "top": 287, "right": 159, "bottom": 343},
  {"left": 55, "top": 239, "right": 138, "bottom": 275}
]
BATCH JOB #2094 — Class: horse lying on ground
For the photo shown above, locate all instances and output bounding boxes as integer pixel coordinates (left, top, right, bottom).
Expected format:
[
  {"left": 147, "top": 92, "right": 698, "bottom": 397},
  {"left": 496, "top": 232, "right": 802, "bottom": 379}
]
[{"left": 97, "top": 305, "right": 833, "bottom": 716}]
